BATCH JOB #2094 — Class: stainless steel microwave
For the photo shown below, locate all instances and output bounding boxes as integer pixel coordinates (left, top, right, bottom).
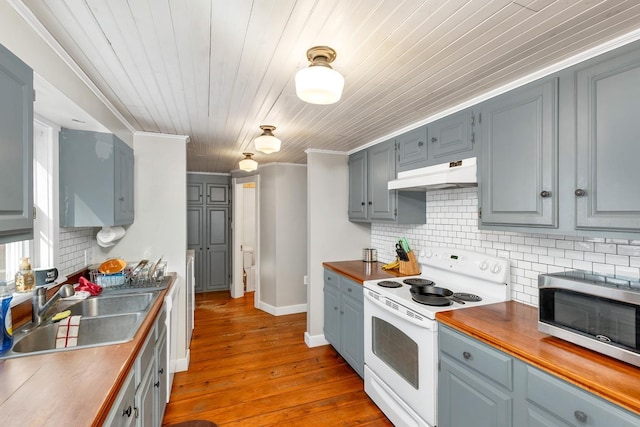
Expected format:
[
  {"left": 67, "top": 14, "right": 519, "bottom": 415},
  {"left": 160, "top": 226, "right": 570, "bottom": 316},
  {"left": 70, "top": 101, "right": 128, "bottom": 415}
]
[{"left": 538, "top": 270, "right": 640, "bottom": 367}]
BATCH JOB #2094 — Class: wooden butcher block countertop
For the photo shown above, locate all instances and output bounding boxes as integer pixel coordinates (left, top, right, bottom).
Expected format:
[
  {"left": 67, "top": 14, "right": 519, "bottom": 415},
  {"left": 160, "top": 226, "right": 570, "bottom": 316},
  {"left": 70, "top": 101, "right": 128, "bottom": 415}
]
[
  {"left": 0, "top": 274, "right": 176, "bottom": 427},
  {"left": 436, "top": 301, "right": 640, "bottom": 415},
  {"left": 323, "top": 260, "right": 413, "bottom": 284}
]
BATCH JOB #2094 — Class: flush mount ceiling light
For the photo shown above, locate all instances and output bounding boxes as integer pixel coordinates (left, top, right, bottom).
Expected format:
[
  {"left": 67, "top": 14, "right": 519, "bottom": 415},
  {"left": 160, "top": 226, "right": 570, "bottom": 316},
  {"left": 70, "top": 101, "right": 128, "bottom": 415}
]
[
  {"left": 239, "top": 152, "right": 258, "bottom": 172},
  {"left": 254, "top": 125, "right": 281, "bottom": 154},
  {"left": 295, "top": 46, "right": 344, "bottom": 105}
]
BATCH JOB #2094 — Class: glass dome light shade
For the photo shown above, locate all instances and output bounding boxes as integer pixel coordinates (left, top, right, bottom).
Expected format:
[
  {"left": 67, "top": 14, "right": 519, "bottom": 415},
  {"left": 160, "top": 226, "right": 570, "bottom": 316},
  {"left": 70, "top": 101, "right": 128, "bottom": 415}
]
[
  {"left": 254, "top": 125, "right": 281, "bottom": 154},
  {"left": 295, "top": 65, "right": 344, "bottom": 105},
  {"left": 239, "top": 153, "right": 258, "bottom": 172}
]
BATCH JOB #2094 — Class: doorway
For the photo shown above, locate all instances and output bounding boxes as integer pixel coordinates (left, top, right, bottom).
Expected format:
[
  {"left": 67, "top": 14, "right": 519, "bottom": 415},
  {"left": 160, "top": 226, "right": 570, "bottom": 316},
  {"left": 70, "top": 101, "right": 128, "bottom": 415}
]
[{"left": 232, "top": 175, "right": 260, "bottom": 307}]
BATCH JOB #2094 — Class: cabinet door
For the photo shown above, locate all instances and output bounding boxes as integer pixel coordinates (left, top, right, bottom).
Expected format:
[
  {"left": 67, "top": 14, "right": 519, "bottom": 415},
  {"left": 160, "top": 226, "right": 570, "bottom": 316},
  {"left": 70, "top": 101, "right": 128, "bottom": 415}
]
[
  {"left": 204, "top": 206, "right": 229, "bottom": 291},
  {"left": 155, "top": 332, "right": 168, "bottom": 426},
  {"left": 430, "top": 109, "right": 474, "bottom": 160},
  {"left": 137, "top": 363, "right": 155, "bottom": 427},
  {"left": 206, "top": 183, "right": 229, "bottom": 204},
  {"left": 187, "top": 206, "right": 205, "bottom": 292},
  {"left": 439, "top": 355, "right": 513, "bottom": 427},
  {"left": 340, "top": 289, "right": 364, "bottom": 377},
  {"left": 103, "top": 369, "right": 136, "bottom": 427},
  {"left": 323, "top": 281, "right": 340, "bottom": 350},
  {"left": 397, "top": 126, "right": 428, "bottom": 172},
  {"left": 368, "top": 139, "right": 397, "bottom": 221},
  {"left": 348, "top": 151, "right": 368, "bottom": 220},
  {"left": 0, "top": 44, "right": 33, "bottom": 243},
  {"left": 186, "top": 182, "right": 204, "bottom": 205},
  {"left": 575, "top": 50, "right": 640, "bottom": 231},
  {"left": 479, "top": 79, "right": 558, "bottom": 227},
  {"left": 114, "top": 139, "right": 134, "bottom": 225}
]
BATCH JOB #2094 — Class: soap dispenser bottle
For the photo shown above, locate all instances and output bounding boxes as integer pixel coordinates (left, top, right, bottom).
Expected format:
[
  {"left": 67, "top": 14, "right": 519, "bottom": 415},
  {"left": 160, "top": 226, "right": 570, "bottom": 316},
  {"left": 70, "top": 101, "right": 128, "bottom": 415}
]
[
  {"left": 15, "top": 257, "right": 35, "bottom": 293},
  {"left": 0, "top": 281, "right": 12, "bottom": 354}
]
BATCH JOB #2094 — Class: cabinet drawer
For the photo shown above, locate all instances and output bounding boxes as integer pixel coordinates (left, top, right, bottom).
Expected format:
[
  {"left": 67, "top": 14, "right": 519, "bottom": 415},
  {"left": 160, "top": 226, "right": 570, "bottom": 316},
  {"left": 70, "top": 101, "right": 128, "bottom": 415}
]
[
  {"left": 526, "top": 366, "right": 639, "bottom": 427},
  {"left": 439, "top": 325, "right": 513, "bottom": 390},
  {"left": 324, "top": 269, "right": 340, "bottom": 288},
  {"left": 103, "top": 369, "right": 135, "bottom": 427},
  {"left": 340, "top": 277, "right": 363, "bottom": 303}
]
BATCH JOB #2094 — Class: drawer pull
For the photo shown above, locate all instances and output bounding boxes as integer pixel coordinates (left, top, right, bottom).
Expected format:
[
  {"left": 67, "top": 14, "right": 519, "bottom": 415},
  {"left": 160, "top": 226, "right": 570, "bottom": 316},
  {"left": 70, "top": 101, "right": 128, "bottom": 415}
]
[
  {"left": 348, "top": 288, "right": 352, "bottom": 292},
  {"left": 122, "top": 406, "right": 132, "bottom": 418},
  {"left": 463, "top": 351, "right": 471, "bottom": 360},
  {"left": 574, "top": 411, "right": 588, "bottom": 423},
  {"left": 154, "top": 381, "right": 160, "bottom": 388},
  {"left": 158, "top": 368, "right": 164, "bottom": 375}
]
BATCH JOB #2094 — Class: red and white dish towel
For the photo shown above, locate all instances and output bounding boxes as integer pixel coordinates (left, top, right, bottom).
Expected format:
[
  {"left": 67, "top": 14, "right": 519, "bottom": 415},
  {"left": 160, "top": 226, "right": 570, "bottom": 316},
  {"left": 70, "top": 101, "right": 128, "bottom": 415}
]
[{"left": 55, "top": 315, "right": 82, "bottom": 349}]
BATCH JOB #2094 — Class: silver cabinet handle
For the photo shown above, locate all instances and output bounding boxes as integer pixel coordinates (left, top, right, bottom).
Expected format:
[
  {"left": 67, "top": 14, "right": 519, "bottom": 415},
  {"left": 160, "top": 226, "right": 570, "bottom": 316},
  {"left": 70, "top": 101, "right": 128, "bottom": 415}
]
[
  {"left": 540, "top": 191, "right": 551, "bottom": 198},
  {"left": 574, "top": 410, "right": 588, "bottom": 423},
  {"left": 418, "top": 141, "right": 424, "bottom": 146},
  {"left": 431, "top": 137, "right": 437, "bottom": 143},
  {"left": 575, "top": 189, "right": 586, "bottom": 197},
  {"left": 463, "top": 351, "right": 471, "bottom": 360}
]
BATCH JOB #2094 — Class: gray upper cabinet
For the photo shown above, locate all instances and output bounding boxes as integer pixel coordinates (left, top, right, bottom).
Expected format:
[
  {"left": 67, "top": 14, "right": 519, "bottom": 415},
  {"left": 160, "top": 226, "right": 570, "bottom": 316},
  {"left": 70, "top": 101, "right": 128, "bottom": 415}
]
[
  {"left": 0, "top": 44, "right": 33, "bottom": 244},
  {"left": 368, "top": 139, "right": 397, "bottom": 221},
  {"left": 429, "top": 109, "right": 476, "bottom": 161},
  {"left": 397, "top": 126, "right": 428, "bottom": 172},
  {"left": 396, "top": 109, "right": 476, "bottom": 174},
  {"left": 575, "top": 48, "right": 640, "bottom": 231},
  {"left": 59, "top": 128, "right": 134, "bottom": 227},
  {"left": 348, "top": 141, "right": 426, "bottom": 224},
  {"left": 479, "top": 78, "right": 558, "bottom": 228}
]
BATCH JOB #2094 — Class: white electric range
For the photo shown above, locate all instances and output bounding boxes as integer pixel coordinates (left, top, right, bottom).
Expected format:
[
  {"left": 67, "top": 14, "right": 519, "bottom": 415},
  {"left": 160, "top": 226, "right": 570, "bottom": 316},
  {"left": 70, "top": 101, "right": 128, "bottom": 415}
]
[{"left": 363, "top": 247, "right": 511, "bottom": 427}]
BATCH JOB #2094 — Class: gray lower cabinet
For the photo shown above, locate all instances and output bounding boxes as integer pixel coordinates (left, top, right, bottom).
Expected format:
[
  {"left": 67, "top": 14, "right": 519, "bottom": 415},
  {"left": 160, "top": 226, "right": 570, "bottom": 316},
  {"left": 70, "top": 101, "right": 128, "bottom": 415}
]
[
  {"left": 478, "top": 78, "right": 558, "bottom": 228},
  {"left": 59, "top": 128, "right": 134, "bottom": 227},
  {"left": 575, "top": 47, "right": 640, "bottom": 231},
  {"left": 187, "top": 173, "right": 231, "bottom": 292},
  {"left": 438, "top": 325, "right": 640, "bottom": 427},
  {"left": 348, "top": 141, "right": 426, "bottom": 224},
  {"left": 104, "top": 305, "right": 168, "bottom": 427},
  {"left": 323, "top": 269, "right": 364, "bottom": 377},
  {"left": 0, "top": 43, "right": 33, "bottom": 244}
]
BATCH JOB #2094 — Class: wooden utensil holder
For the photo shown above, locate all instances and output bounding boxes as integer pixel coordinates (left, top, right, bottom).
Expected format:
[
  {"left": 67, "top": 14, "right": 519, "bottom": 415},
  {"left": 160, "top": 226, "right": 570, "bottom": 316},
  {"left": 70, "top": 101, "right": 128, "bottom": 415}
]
[{"left": 399, "top": 250, "right": 421, "bottom": 275}]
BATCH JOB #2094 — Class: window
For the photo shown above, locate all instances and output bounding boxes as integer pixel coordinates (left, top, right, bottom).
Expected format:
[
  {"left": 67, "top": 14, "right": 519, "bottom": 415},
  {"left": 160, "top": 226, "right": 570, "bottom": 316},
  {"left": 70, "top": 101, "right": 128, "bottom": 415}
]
[{"left": 0, "top": 117, "right": 58, "bottom": 284}]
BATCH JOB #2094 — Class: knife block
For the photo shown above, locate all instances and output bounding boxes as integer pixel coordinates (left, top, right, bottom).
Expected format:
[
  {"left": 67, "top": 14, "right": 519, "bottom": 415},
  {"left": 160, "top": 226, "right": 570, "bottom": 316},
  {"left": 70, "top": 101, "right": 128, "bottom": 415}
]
[{"left": 399, "top": 250, "right": 421, "bottom": 275}]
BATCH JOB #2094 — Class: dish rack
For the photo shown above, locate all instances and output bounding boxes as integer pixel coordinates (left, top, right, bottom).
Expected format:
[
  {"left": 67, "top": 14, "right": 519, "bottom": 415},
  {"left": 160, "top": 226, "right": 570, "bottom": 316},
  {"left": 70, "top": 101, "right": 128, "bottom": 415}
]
[{"left": 89, "top": 260, "right": 167, "bottom": 291}]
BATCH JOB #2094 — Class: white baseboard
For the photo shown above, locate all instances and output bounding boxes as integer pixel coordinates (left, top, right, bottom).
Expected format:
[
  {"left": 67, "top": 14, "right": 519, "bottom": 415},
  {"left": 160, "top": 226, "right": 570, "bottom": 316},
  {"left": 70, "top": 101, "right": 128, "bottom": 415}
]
[
  {"left": 258, "top": 301, "right": 307, "bottom": 316},
  {"left": 174, "top": 349, "right": 190, "bottom": 372},
  {"left": 304, "top": 332, "right": 329, "bottom": 348}
]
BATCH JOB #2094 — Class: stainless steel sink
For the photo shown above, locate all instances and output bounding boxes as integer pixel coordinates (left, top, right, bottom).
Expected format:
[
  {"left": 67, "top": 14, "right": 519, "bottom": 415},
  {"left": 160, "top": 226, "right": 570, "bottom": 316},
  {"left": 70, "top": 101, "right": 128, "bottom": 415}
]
[
  {"left": 65, "top": 292, "right": 157, "bottom": 317},
  {"left": 0, "top": 290, "right": 160, "bottom": 359},
  {"left": 11, "top": 313, "right": 144, "bottom": 354}
]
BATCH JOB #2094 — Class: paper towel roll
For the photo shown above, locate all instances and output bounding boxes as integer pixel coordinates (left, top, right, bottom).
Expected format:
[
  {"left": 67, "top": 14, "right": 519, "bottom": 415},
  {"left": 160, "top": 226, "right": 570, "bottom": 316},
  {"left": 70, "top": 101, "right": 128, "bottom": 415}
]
[{"left": 97, "top": 226, "right": 126, "bottom": 247}]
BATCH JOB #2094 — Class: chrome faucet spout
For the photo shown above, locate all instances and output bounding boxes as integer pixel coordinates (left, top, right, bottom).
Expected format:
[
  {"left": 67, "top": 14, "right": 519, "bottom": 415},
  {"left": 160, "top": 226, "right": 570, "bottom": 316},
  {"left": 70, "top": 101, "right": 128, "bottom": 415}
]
[{"left": 32, "top": 284, "right": 75, "bottom": 326}]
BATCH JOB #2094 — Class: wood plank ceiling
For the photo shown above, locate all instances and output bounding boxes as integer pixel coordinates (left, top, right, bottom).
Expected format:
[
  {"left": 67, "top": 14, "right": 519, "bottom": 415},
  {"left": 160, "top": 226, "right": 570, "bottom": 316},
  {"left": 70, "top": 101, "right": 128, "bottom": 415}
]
[{"left": 19, "top": 0, "right": 640, "bottom": 173}]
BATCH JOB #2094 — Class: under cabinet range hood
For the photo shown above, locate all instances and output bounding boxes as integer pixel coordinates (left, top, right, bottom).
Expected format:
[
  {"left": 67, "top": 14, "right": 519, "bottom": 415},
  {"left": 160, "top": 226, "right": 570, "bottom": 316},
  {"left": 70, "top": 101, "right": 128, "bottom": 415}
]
[{"left": 388, "top": 157, "right": 478, "bottom": 191}]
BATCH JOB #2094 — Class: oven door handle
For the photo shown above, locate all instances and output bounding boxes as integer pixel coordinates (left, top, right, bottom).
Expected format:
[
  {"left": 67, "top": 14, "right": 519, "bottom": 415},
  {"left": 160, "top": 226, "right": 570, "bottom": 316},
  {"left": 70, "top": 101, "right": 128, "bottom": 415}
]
[{"left": 364, "top": 290, "right": 436, "bottom": 330}]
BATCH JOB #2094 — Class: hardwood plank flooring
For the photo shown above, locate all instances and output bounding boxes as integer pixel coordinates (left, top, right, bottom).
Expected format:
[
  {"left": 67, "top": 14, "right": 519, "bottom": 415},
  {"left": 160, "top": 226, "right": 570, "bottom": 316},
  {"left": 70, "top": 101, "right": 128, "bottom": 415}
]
[{"left": 162, "top": 291, "right": 392, "bottom": 426}]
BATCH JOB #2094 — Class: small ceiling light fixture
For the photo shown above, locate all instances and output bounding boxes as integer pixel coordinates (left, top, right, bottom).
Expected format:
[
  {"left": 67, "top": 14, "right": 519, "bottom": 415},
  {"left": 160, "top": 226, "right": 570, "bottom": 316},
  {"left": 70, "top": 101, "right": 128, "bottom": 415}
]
[
  {"left": 254, "top": 125, "right": 281, "bottom": 154},
  {"left": 239, "top": 152, "right": 258, "bottom": 172},
  {"left": 295, "top": 46, "right": 344, "bottom": 105}
]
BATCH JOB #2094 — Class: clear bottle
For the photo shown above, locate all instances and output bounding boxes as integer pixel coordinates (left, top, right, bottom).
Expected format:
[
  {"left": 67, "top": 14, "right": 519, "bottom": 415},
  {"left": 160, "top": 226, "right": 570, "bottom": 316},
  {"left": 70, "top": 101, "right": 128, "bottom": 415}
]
[
  {"left": 15, "top": 257, "right": 35, "bottom": 293},
  {"left": 0, "top": 281, "right": 12, "bottom": 354}
]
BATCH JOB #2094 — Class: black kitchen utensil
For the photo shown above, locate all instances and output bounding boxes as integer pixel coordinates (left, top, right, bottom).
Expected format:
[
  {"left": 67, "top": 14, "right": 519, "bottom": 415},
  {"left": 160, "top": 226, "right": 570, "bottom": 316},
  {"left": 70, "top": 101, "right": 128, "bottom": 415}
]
[
  {"left": 395, "top": 243, "right": 409, "bottom": 261},
  {"left": 410, "top": 285, "right": 466, "bottom": 304}
]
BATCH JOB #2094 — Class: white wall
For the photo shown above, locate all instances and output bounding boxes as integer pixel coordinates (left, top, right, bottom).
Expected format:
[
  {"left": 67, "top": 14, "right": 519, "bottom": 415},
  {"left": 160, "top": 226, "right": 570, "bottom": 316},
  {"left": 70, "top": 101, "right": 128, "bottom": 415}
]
[
  {"left": 305, "top": 151, "right": 370, "bottom": 346},
  {"left": 370, "top": 187, "right": 640, "bottom": 307},
  {"left": 258, "top": 163, "right": 308, "bottom": 313},
  {"left": 243, "top": 187, "right": 256, "bottom": 250},
  {"left": 94, "top": 132, "right": 188, "bottom": 356}
]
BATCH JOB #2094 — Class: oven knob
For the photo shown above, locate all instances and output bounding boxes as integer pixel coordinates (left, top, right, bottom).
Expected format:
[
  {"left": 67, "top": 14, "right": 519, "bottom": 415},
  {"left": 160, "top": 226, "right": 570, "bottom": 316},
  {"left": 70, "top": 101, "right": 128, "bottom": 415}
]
[
  {"left": 490, "top": 264, "right": 502, "bottom": 274},
  {"left": 479, "top": 260, "right": 489, "bottom": 271},
  {"left": 424, "top": 250, "right": 433, "bottom": 259}
]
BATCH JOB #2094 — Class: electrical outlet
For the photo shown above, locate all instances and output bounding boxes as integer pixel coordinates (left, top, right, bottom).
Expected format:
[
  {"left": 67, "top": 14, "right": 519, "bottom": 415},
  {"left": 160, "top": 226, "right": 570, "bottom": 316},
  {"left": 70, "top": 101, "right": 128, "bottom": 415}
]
[{"left": 303, "top": 275, "right": 308, "bottom": 285}]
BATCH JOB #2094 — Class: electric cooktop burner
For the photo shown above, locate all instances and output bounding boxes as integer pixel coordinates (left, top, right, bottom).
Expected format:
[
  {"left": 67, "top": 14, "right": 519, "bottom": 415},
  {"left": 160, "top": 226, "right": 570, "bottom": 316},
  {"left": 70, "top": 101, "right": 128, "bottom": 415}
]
[
  {"left": 377, "top": 280, "right": 403, "bottom": 288},
  {"left": 452, "top": 292, "right": 482, "bottom": 302},
  {"left": 403, "top": 278, "right": 435, "bottom": 287}
]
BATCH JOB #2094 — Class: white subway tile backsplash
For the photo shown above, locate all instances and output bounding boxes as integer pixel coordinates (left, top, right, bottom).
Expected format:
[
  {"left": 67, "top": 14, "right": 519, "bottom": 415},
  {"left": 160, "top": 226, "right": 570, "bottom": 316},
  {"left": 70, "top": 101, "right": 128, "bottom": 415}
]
[
  {"left": 59, "top": 227, "right": 95, "bottom": 276},
  {"left": 370, "top": 187, "right": 638, "bottom": 307}
]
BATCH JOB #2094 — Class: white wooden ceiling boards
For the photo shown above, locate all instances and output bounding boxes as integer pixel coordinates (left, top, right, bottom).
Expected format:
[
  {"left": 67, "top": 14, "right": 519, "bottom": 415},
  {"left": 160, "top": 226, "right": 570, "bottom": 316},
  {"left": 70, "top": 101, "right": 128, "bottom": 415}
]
[{"left": 17, "top": 0, "right": 640, "bottom": 173}]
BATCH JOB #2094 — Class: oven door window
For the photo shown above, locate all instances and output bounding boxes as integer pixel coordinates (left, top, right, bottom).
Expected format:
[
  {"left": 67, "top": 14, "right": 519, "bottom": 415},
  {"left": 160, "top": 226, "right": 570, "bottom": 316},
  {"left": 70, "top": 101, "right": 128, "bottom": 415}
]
[{"left": 371, "top": 316, "right": 419, "bottom": 389}]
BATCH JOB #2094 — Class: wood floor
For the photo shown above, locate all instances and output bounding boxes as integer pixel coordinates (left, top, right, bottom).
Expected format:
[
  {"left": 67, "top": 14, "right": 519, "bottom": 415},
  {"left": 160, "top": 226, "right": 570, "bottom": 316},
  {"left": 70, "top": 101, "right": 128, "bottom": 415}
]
[{"left": 162, "top": 291, "right": 392, "bottom": 426}]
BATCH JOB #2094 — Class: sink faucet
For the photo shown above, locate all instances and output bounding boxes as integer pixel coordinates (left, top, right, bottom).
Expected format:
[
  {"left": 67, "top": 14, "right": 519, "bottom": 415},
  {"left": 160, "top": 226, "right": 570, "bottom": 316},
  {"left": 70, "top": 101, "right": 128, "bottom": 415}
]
[{"left": 32, "top": 284, "right": 75, "bottom": 326}]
